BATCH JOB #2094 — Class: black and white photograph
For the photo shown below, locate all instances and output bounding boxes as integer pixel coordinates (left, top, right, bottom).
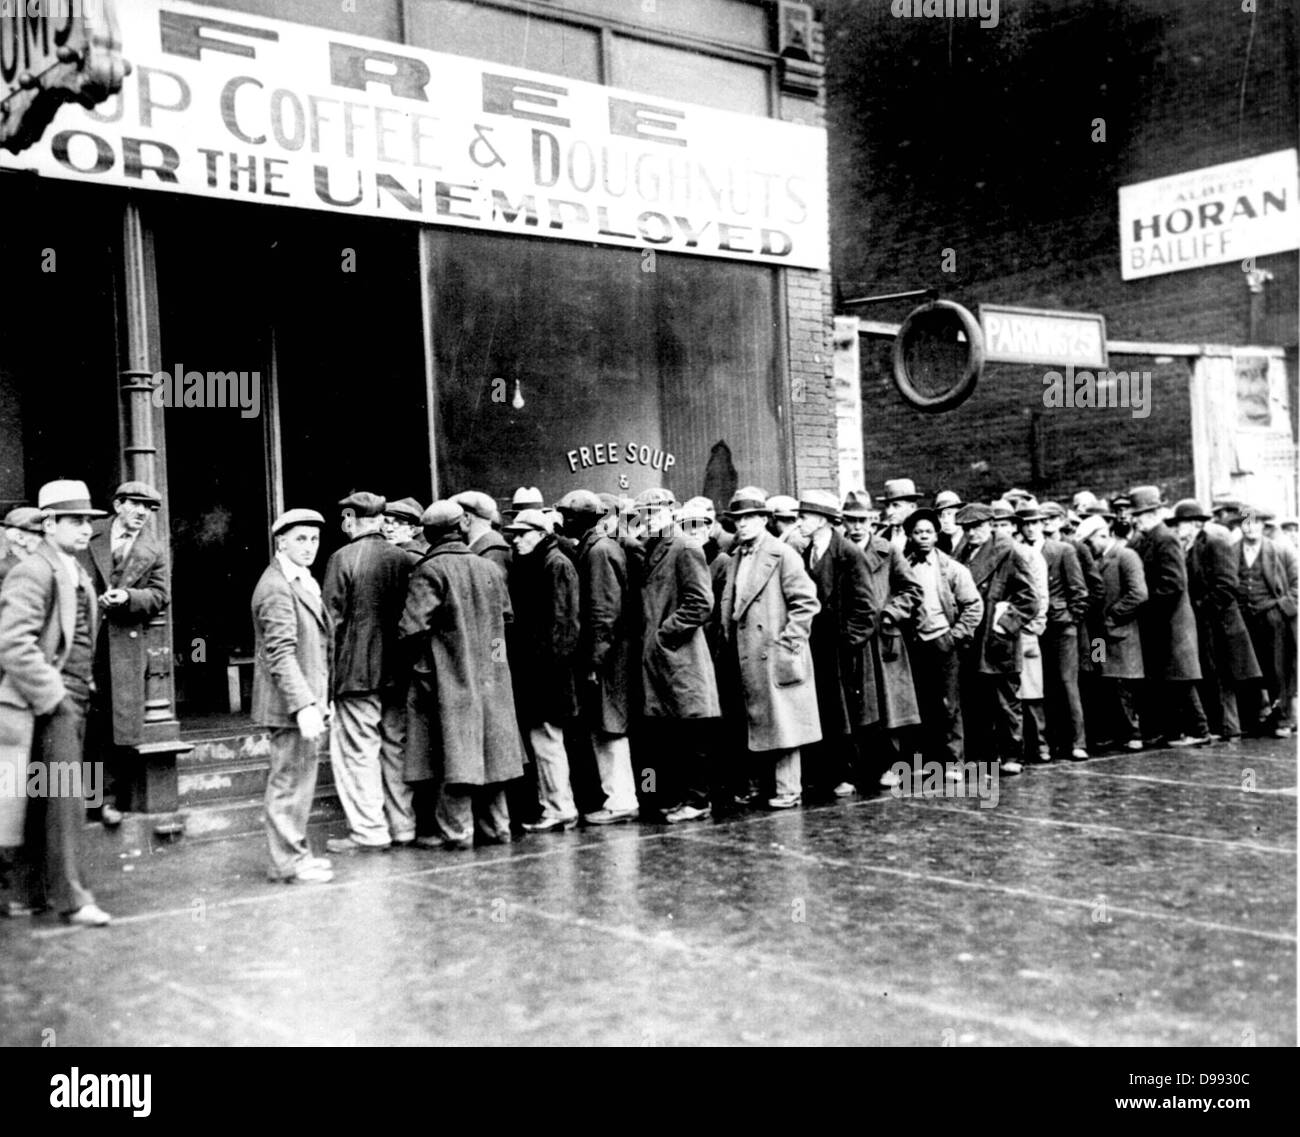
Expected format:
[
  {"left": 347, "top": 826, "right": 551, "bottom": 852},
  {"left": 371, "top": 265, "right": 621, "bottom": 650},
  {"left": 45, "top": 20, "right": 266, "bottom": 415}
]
[{"left": 0, "top": 0, "right": 1295, "bottom": 1088}]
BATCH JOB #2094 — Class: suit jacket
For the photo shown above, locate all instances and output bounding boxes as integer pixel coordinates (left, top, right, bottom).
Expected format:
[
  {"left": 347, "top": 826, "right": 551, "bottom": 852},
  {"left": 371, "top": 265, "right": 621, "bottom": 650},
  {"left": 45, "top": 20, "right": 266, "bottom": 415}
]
[
  {"left": 1236, "top": 537, "right": 1299, "bottom": 619},
  {"left": 250, "top": 560, "right": 330, "bottom": 729},
  {"left": 1040, "top": 537, "right": 1089, "bottom": 628},
  {"left": 1096, "top": 542, "right": 1147, "bottom": 678},
  {"left": 79, "top": 518, "right": 170, "bottom": 745},
  {"left": 322, "top": 531, "right": 411, "bottom": 697},
  {"left": 639, "top": 529, "right": 720, "bottom": 720},
  {"left": 959, "top": 534, "right": 1038, "bottom": 675},
  {"left": 1187, "top": 529, "right": 1260, "bottom": 681},
  {"left": 1135, "top": 521, "right": 1201, "bottom": 681}
]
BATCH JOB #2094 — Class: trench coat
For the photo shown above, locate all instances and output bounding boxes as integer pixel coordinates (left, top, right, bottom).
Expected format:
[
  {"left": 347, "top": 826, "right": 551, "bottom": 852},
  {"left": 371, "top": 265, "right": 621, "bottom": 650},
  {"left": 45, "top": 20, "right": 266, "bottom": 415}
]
[
  {"left": 80, "top": 520, "right": 170, "bottom": 746},
  {"left": 1018, "top": 542, "right": 1049, "bottom": 700},
  {"left": 250, "top": 559, "right": 330, "bottom": 729},
  {"left": 1096, "top": 542, "right": 1148, "bottom": 679},
  {"left": 507, "top": 535, "right": 580, "bottom": 727},
  {"left": 638, "top": 529, "right": 720, "bottom": 720},
  {"left": 575, "top": 527, "right": 631, "bottom": 735},
  {"left": 959, "top": 534, "right": 1039, "bottom": 676},
  {"left": 803, "top": 530, "right": 875, "bottom": 738},
  {"left": 718, "top": 530, "right": 822, "bottom": 750},
  {"left": 1135, "top": 522, "right": 1201, "bottom": 682},
  {"left": 1187, "top": 529, "right": 1261, "bottom": 682},
  {"left": 0, "top": 543, "right": 100, "bottom": 846},
  {"left": 322, "top": 531, "right": 412, "bottom": 698},
  {"left": 857, "top": 535, "right": 922, "bottom": 728},
  {"left": 399, "top": 537, "right": 525, "bottom": 786}
]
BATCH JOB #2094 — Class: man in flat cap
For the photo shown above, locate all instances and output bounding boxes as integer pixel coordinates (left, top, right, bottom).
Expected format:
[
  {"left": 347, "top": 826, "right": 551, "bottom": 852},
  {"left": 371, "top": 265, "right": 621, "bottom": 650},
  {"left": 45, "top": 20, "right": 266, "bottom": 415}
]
[
  {"left": 252, "top": 508, "right": 333, "bottom": 884},
  {"left": 453, "top": 490, "right": 512, "bottom": 580},
  {"left": 955, "top": 502, "right": 1039, "bottom": 775},
  {"left": 636, "top": 487, "right": 721, "bottom": 821},
  {"left": 323, "top": 492, "right": 416, "bottom": 853},
  {"left": 1236, "top": 504, "right": 1298, "bottom": 737},
  {"left": 79, "top": 481, "right": 169, "bottom": 827},
  {"left": 382, "top": 497, "right": 429, "bottom": 560},
  {"left": 504, "top": 508, "right": 581, "bottom": 832},
  {"left": 717, "top": 488, "right": 821, "bottom": 810},
  {"left": 797, "top": 489, "right": 874, "bottom": 797},
  {"left": 881, "top": 478, "right": 922, "bottom": 553},
  {"left": 1, "top": 507, "right": 46, "bottom": 587},
  {"left": 1, "top": 481, "right": 113, "bottom": 923},
  {"left": 400, "top": 502, "right": 526, "bottom": 848}
]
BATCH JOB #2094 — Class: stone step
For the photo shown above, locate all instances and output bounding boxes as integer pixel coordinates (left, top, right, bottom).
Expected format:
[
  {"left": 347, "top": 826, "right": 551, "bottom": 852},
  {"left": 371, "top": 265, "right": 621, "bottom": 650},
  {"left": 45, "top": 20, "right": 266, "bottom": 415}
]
[{"left": 177, "top": 756, "right": 336, "bottom": 806}]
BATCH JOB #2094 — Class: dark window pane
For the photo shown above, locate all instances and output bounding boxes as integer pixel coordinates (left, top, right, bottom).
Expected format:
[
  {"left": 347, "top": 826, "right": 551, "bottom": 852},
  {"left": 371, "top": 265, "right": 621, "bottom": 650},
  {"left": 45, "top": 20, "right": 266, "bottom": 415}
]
[{"left": 611, "top": 36, "right": 770, "bottom": 116}]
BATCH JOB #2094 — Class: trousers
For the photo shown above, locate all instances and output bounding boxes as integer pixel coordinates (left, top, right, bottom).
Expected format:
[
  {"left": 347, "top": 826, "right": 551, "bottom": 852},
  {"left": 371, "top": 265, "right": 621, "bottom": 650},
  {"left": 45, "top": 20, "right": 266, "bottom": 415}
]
[
  {"left": 528, "top": 721, "right": 577, "bottom": 822},
  {"left": 591, "top": 731, "right": 637, "bottom": 813},
  {"left": 435, "top": 783, "right": 511, "bottom": 846},
  {"left": 910, "top": 634, "right": 964, "bottom": 765},
  {"left": 265, "top": 726, "right": 320, "bottom": 877},
  {"left": 1042, "top": 624, "right": 1087, "bottom": 753},
  {"left": 330, "top": 692, "right": 416, "bottom": 847}
]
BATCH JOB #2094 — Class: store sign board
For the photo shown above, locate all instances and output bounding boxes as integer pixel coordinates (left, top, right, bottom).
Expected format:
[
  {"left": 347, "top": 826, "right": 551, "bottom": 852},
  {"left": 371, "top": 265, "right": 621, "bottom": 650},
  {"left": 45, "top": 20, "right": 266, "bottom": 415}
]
[
  {"left": 0, "top": 0, "right": 830, "bottom": 269},
  {"left": 1118, "top": 149, "right": 1299, "bottom": 281},
  {"left": 978, "top": 304, "right": 1108, "bottom": 369}
]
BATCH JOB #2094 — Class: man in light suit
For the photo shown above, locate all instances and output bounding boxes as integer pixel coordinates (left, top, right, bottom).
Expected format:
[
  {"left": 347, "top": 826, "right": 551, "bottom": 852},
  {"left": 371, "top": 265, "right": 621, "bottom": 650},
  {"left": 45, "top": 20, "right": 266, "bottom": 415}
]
[
  {"left": 79, "top": 481, "right": 170, "bottom": 826},
  {"left": 252, "top": 509, "right": 333, "bottom": 884},
  {"left": 0, "top": 480, "right": 112, "bottom": 925}
]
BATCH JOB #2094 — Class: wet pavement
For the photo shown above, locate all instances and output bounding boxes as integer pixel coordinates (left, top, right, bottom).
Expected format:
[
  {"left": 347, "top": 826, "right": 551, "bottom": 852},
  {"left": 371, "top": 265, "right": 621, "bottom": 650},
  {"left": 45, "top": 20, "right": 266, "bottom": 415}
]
[{"left": 0, "top": 737, "right": 1293, "bottom": 1047}]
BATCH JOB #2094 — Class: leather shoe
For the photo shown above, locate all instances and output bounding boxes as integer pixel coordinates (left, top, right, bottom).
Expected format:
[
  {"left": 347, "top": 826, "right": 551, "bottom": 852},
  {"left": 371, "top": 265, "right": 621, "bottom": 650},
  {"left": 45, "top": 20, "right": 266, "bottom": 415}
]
[
  {"left": 63, "top": 904, "right": 112, "bottom": 927},
  {"left": 582, "top": 808, "right": 640, "bottom": 826},
  {"left": 325, "top": 836, "right": 390, "bottom": 854},
  {"left": 270, "top": 864, "right": 333, "bottom": 884},
  {"left": 521, "top": 815, "right": 578, "bottom": 833},
  {"left": 767, "top": 793, "right": 801, "bottom": 810}
]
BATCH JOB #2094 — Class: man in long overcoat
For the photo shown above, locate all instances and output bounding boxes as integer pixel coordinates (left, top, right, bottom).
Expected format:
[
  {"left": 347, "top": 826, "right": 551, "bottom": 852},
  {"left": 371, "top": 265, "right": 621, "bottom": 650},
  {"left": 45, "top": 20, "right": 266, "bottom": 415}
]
[
  {"left": 252, "top": 508, "right": 334, "bottom": 885},
  {"left": 1127, "top": 486, "right": 1209, "bottom": 746},
  {"left": 717, "top": 488, "right": 821, "bottom": 810},
  {"left": 400, "top": 502, "right": 526, "bottom": 848},
  {"left": 453, "top": 491, "right": 512, "bottom": 580},
  {"left": 635, "top": 488, "right": 720, "bottom": 822},
  {"left": 1174, "top": 499, "right": 1261, "bottom": 742},
  {"left": 796, "top": 490, "right": 874, "bottom": 797},
  {"left": 79, "top": 481, "right": 170, "bottom": 825},
  {"left": 1077, "top": 514, "right": 1148, "bottom": 750},
  {"left": 323, "top": 491, "right": 416, "bottom": 853},
  {"left": 560, "top": 491, "right": 637, "bottom": 826},
  {"left": 955, "top": 503, "right": 1040, "bottom": 774},
  {"left": 1236, "top": 505, "right": 1298, "bottom": 736},
  {"left": 505, "top": 508, "right": 581, "bottom": 832}
]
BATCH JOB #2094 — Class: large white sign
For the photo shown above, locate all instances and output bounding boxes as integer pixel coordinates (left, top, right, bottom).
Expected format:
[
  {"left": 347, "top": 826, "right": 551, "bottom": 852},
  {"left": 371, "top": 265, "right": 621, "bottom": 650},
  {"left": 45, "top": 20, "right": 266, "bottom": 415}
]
[
  {"left": 979, "top": 304, "right": 1107, "bottom": 369},
  {"left": 1119, "top": 149, "right": 1298, "bottom": 281},
  {"left": 0, "top": 0, "right": 829, "bottom": 269}
]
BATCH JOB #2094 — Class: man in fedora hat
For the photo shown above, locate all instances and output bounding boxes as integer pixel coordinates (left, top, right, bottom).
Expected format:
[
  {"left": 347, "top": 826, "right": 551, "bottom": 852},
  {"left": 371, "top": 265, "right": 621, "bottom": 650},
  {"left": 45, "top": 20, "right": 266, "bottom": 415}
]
[
  {"left": 504, "top": 508, "right": 582, "bottom": 833},
  {"left": 452, "top": 490, "right": 512, "bottom": 580},
  {"left": 1011, "top": 503, "right": 1053, "bottom": 763},
  {"left": 252, "top": 508, "right": 334, "bottom": 884},
  {"left": 841, "top": 490, "right": 875, "bottom": 552},
  {"left": 401, "top": 502, "right": 526, "bottom": 848},
  {"left": 717, "top": 488, "right": 820, "bottom": 810},
  {"left": 797, "top": 490, "right": 874, "bottom": 797},
  {"left": 1236, "top": 504, "right": 1297, "bottom": 737},
  {"left": 902, "top": 506, "right": 983, "bottom": 771},
  {"left": 323, "top": 492, "right": 417, "bottom": 854},
  {"left": 765, "top": 494, "right": 808, "bottom": 555},
  {"left": 0, "top": 507, "right": 46, "bottom": 587},
  {"left": 933, "top": 490, "right": 963, "bottom": 556},
  {"left": 78, "top": 481, "right": 169, "bottom": 827},
  {"left": 382, "top": 497, "right": 428, "bottom": 559},
  {"left": 507, "top": 486, "right": 545, "bottom": 521},
  {"left": 881, "top": 478, "right": 922, "bottom": 553},
  {"left": 0, "top": 481, "right": 113, "bottom": 923},
  {"left": 955, "top": 502, "right": 1039, "bottom": 776},
  {"left": 1128, "top": 485, "right": 1210, "bottom": 747},
  {"left": 1174, "top": 499, "right": 1260, "bottom": 743}
]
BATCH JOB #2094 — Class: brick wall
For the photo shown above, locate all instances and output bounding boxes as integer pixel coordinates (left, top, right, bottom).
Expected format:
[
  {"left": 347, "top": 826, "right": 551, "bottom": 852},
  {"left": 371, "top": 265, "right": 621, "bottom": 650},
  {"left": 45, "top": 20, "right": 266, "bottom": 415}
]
[{"left": 824, "top": 0, "right": 1298, "bottom": 503}]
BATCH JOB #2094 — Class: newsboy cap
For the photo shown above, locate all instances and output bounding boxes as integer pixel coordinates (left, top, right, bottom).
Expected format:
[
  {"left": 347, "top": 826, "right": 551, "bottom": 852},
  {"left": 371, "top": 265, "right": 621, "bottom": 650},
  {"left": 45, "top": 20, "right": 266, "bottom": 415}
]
[
  {"left": 271, "top": 507, "right": 325, "bottom": 537},
  {"left": 955, "top": 503, "right": 994, "bottom": 527},
  {"left": 3, "top": 506, "right": 46, "bottom": 533},
  {"left": 557, "top": 489, "right": 606, "bottom": 516},
  {"left": 37, "top": 480, "right": 107, "bottom": 518},
  {"left": 338, "top": 491, "right": 386, "bottom": 517},
  {"left": 449, "top": 490, "right": 496, "bottom": 521},
  {"left": 726, "top": 486, "right": 771, "bottom": 518},
  {"left": 797, "top": 489, "right": 841, "bottom": 520},
  {"left": 420, "top": 501, "right": 465, "bottom": 531},
  {"left": 383, "top": 497, "right": 424, "bottom": 525},
  {"left": 676, "top": 497, "right": 714, "bottom": 524},
  {"left": 634, "top": 488, "right": 677, "bottom": 511},
  {"left": 504, "top": 508, "right": 551, "bottom": 533},
  {"left": 1074, "top": 514, "right": 1109, "bottom": 543},
  {"left": 113, "top": 481, "right": 162, "bottom": 507}
]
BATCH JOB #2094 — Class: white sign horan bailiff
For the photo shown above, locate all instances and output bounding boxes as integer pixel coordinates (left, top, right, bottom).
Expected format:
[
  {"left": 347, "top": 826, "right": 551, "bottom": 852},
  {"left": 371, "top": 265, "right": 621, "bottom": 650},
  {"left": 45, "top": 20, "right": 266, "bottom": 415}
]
[
  {"left": 1119, "top": 148, "right": 1298, "bottom": 281},
  {"left": 0, "top": 0, "right": 830, "bottom": 269}
]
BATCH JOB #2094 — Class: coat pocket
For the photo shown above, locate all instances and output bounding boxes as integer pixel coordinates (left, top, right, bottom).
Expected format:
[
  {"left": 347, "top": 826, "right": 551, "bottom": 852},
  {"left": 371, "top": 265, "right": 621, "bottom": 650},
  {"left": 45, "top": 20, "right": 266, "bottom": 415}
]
[{"left": 773, "top": 642, "right": 807, "bottom": 687}]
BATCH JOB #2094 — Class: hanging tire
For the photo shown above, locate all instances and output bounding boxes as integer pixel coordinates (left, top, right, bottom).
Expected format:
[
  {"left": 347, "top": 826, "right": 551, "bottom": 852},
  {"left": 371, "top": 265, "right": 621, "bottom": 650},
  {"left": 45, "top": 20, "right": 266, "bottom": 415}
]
[{"left": 891, "top": 300, "right": 985, "bottom": 413}]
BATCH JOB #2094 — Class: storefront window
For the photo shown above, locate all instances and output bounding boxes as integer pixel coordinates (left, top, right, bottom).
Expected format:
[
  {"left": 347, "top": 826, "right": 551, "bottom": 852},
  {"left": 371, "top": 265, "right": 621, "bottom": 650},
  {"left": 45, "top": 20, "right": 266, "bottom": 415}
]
[
  {"left": 423, "top": 229, "right": 786, "bottom": 513},
  {"left": 610, "top": 36, "right": 771, "bottom": 117}
]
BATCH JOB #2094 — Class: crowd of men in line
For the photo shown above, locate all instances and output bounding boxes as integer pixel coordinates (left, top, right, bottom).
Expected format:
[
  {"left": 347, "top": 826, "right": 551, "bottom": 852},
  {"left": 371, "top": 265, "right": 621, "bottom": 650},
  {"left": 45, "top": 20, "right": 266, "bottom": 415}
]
[{"left": 0, "top": 474, "right": 1296, "bottom": 914}]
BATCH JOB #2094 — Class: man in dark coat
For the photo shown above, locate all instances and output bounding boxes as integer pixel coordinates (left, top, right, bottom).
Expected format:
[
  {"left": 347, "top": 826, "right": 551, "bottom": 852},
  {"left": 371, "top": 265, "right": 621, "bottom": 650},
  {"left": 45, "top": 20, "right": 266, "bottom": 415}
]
[
  {"left": 797, "top": 490, "right": 874, "bottom": 797},
  {"left": 635, "top": 488, "right": 720, "bottom": 821},
  {"left": 1175, "top": 499, "right": 1261, "bottom": 742},
  {"left": 400, "top": 502, "right": 526, "bottom": 848},
  {"left": 78, "top": 481, "right": 170, "bottom": 826},
  {"left": 560, "top": 491, "right": 637, "bottom": 825},
  {"left": 453, "top": 490, "right": 511, "bottom": 580},
  {"left": 251, "top": 508, "right": 334, "bottom": 885},
  {"left": 955, "top": 503, "right": 1040, "bottom": 775},
  {"left": 506, "top": 509, "right": 581, "bottom": 832},
  {"left": 382, "top": 497, "right": 429, "bottom": 559},
  {"left": 1127, "top": 485, "right": 1209, "bottom": 746},
  {"left": 1077, "top": 514, "right": 1148, "bottom": 750},
  {"left": 1236, "top": 505, "right": 1298, "bottom": 736},
  {"left": 323, "top": 491, "right": 416, "bottom": 853}
]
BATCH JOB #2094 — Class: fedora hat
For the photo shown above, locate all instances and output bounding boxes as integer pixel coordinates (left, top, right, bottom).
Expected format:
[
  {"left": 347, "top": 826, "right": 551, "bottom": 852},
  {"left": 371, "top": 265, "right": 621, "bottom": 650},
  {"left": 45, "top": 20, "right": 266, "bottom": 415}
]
[
  {"left": 1039, "top": 501, "right": 1066, "bottom": 519},
  {"left": 882, "top": 477, "right": 922, "bottom": 502},
  {"left": 1171, "top": 498, "right": 1210, "bottom": 523},
  {"left": 726, "top": 486, "right": 771, "bottom": 518},
  {"left": 933, "top": 490, "right": 963, "bottom": 510},
  {"left": 1015, "top": 503, "right": 1046, "bottom": 524},
  {"left": 510, "top": 486, "right": 545, "bottom": 511},
  {"left": 797, "top": 489, "right": 841, "bottom": 521},
  {"left": 766, "top": 494, "right": 799, "bottom": 519},
  {"left": 990, "top": 500, "right": 1016, "bottom": 521},
  {"left": 271, "top": 507, "right": 325, "bottom": 537},
  {"left": 37, "top": 480, "right": 107, "bottom": 518},
  {"left": 841, "top": 489, "right": 873, "bottom": 519},
  {"left": 902, "top": 507, "right": 940, "bottom": 535},
  {"left": 676, "top": 497, "right": 715, "bottom": 524},
  {"left": 1004, "top": 487, "right": 1033, "bottom": 504},
  {"left": 1127, "top": 485, "right": 1165, "bottom": 515}
]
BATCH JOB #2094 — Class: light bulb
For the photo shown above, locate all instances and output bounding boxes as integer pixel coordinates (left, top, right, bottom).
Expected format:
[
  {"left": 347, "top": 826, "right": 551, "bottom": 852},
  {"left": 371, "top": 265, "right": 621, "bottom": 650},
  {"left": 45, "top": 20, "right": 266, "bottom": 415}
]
[{"left": 511, "top": 379, "right": 525, "bottom": 410}]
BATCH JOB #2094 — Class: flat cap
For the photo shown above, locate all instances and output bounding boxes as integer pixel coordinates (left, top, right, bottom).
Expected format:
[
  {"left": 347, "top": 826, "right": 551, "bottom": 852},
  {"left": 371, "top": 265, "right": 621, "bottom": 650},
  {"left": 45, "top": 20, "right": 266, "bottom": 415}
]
[
  {"left": 3, "top": 506, "right": 46, "bottom": 533},
  {"left": 676, "top": 497, "right": 714, "bottom": 524},
  {"left": 451, "top": 490, "right": 498, "bottom": 521},
  {"left": 421, "top": 501, "right": 465, "bottom": 530},
  {"left": 272, "top": 508, "right": 325, "bottom": 536},
  {"left": 113, "top": 481, "right": 162, "bottom": 507},
  {"left": 797, "top": 489, "right": 841, "bottom": 520},
  {"left": 766, "top": 494, "right": 799, "bottom": 518},
  {"left": 956, "top": 503, "right": 994, "bottom": 527},
  {"left": 339, "top": 491, "right": 386, "bottom": 517},
  {"left": 557, "top": 489, "right": 606, "bottom": 516},
  {"left": 383, "top": 496, "right": 424, "bottom": 525},
  {"left": 1074, "top": 515, "right": 1109, "bottom": 543},
  {"left": 634, "top": 488, "right": 677, "bottom": 511},
  {"left": 504, "top": 508, "right": 551, "bottom": 533}
]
